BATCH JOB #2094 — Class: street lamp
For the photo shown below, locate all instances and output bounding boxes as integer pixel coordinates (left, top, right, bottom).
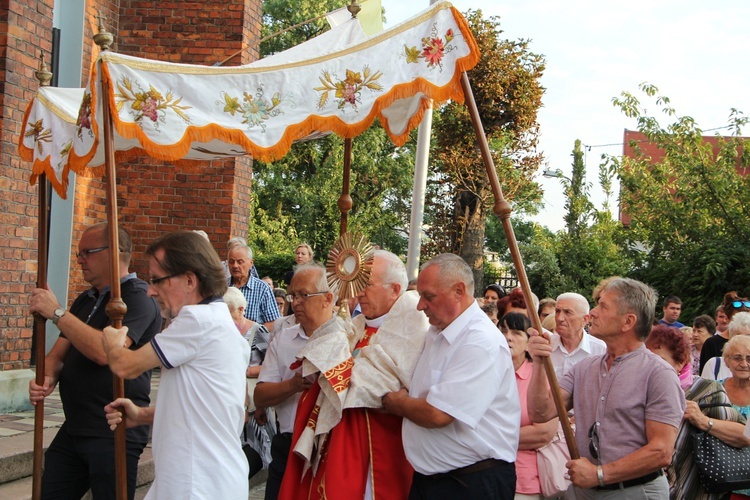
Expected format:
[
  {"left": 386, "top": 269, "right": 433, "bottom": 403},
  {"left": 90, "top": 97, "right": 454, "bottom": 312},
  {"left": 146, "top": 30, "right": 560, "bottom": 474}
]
[{"left": 542, "top": 168, "right": 570, "bottom": 181}]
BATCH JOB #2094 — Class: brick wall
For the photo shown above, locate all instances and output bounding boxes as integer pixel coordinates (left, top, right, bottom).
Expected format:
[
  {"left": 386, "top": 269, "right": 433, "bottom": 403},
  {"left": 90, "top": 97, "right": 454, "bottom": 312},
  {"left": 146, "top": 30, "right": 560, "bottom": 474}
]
[
  {"left": 0, "top": 0, "right": 54, "bottom": 370},
  {"left": 2, "top": 0, "right": 262, "bottom": 370}
]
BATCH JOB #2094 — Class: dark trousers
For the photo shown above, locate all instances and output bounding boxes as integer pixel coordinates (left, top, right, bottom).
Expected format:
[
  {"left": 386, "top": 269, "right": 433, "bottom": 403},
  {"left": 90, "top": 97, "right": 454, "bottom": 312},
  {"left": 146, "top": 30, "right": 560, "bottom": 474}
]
[
  {"left": 41, "top": 425, "right": 144, "bottom": 500},
  {"left": 408, "top": 459, "right": 516, "bottom": 500},
  {"left": 264, "top": 432, "right": 293, "bottom": 500}
]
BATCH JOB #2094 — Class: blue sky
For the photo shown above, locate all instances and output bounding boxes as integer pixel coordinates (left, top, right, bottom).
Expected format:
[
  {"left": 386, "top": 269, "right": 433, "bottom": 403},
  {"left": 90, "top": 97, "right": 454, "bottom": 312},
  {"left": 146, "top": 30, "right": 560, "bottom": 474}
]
[{"left": 381, "top": 0, "right": 750, "bottom": 231}]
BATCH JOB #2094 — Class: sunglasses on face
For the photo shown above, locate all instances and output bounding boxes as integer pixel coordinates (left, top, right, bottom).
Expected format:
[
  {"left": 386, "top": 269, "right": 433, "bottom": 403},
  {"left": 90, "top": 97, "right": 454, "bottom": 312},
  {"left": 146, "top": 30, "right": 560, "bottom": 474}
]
[{"left": 732, "top": 300, "right": 750, "bottom": 309}]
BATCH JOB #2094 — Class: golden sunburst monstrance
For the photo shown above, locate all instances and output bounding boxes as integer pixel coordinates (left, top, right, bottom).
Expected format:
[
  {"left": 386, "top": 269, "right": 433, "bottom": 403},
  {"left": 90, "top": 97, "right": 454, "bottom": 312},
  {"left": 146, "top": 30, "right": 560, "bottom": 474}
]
[{"left": 326, "top": 232, "right": 375, "bottom": 304}]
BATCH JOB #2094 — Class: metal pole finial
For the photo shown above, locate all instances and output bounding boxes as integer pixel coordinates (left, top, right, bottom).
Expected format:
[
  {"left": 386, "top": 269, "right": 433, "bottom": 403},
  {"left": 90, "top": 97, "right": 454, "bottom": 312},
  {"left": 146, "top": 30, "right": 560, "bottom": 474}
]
[
  {"left": 35, "top": 52, "right": 53, "bottom": 87},
  {"left": 93, "top": 11, "right": 114, "bottom": 51},
  {"left": 347, "top": 0, "right": 361, "bottom": 18}
]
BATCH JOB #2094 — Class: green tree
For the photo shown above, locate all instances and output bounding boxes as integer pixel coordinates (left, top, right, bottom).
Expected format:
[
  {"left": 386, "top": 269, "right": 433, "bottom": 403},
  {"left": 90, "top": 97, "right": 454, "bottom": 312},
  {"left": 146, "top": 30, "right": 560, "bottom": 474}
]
[
  {"left": 561, "top": 139, "right": 594, "bottom": 237},
  {"left": 428, "top": 10, "right": 545, "bottom": 288},
  {"left": 553, "top": 152, "right": 632, "bottom": 301},
  {"left": 611, "top": 83, "right": 750, "bottom": 318}
]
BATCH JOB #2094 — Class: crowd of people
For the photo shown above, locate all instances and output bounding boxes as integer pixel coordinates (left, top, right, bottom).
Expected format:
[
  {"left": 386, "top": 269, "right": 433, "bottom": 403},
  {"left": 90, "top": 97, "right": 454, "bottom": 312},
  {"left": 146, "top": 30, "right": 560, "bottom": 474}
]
[{"left": 26, "top": 225, "right": 750, "bottom": 499}]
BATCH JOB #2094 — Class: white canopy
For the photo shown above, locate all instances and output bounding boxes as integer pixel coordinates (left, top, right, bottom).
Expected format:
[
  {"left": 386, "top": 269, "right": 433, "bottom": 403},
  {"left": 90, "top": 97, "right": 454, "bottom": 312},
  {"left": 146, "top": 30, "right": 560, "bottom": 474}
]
[{"left": 20, "top": 1, "right": 479, "bottom": 198}]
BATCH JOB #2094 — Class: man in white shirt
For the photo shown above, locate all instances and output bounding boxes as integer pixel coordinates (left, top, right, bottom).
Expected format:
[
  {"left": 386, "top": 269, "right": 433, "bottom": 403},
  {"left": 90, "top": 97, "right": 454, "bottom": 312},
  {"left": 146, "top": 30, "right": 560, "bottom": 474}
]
[
  {"left": 550, "top": 292, "right": 606, "bottom": 379},
  {"left": 254, "top": 263, "right": 334, "bottom": 500},
  {"left": 383, "top": 253, "right": 520, "bottom": 499}
]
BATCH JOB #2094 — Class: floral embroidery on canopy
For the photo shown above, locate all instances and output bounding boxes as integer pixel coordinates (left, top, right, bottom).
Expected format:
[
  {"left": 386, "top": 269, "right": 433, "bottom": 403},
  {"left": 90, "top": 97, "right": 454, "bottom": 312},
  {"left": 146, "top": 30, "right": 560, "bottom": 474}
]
[
  {"left": 219, "top": 86, "right": 295, "bottom": 132},
  {"left": 76, "top": 92, "right": 93, "bottom": 139},
  {"left": 58, "top": 141, "right": 73, "bottom": 170},
  {"left": 314, "top": 66, "right": 383, "bottom": 111},
  {"left": 115, "top": 77, "right": 192, "bottom": 131},
  {"left": 403, "top": 24, "right": 457, "bottom": 70},
  {"left": 24, "top": 120, "right": 52, "bottom": 154}
]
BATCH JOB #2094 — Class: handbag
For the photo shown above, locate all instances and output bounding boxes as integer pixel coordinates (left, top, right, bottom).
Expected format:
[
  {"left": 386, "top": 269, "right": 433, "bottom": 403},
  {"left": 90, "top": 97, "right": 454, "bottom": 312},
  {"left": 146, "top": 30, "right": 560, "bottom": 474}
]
[
  {"left": 536, "top": 425, "right": 572, "bottom": 498},
  {"left": 691, "top": 424, "right": 750, "bottom": 492}
]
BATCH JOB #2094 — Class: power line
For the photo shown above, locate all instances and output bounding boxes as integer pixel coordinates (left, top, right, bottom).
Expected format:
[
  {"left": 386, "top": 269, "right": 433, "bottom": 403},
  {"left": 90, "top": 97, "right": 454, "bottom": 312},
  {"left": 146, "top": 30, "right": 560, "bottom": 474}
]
[{"left": 580, "top": 125, "right": 736, "bottom": 151}]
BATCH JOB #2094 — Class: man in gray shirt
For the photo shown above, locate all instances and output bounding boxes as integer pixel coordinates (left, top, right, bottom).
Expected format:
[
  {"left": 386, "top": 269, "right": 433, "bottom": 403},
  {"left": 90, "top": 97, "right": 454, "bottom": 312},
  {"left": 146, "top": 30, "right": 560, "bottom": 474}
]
[{"left": 527, "top": 278, "right": 685, "bottom": 499}]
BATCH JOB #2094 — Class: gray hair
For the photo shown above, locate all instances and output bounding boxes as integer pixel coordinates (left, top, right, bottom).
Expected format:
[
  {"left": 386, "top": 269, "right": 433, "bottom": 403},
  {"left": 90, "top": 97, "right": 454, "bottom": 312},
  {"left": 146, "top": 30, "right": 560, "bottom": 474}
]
[
  {"left": 293, "top": 262, "right": 329, "bottom": 292},
  {"left": 600, "top": 278, "right": 657, "bottom": 340},
  {"left": 556, "top": 292, "right": 590, "bottom": 315},
  {"left": 223, "top": 286, "right": 247, "bottom": 312},
  {"left": 420, "top": 253, "right": 474, "bottom": 296},
  {"left": 728, "top": 312, "right": 750, "bottom": 338},
  {"left": 373, "top": 250, "right": 408, "bottom": 296},
  {"left": 227, "top": 236, "right": 245, "bottom": 249},
  {"left": 723, "top": 334, "right": 750, "bottom": 361},
  {"left": 228, "top": 243, "right": 253, "bottom": 260}
]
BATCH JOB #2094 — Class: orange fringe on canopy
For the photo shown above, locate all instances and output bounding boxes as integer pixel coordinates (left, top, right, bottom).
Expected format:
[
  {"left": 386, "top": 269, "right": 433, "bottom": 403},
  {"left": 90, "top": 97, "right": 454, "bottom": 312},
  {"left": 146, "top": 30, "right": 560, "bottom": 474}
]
[{"left": 65, "top": 6, "right": 479, "bottom": 174}]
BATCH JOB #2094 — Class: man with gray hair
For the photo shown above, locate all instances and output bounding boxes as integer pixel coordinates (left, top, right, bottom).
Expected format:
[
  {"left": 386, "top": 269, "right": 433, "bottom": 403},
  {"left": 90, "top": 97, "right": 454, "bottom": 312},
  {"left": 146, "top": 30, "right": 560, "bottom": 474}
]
[
  {"left": 383, "top": 253, "right": 520, "bottom": 499},
  {"left": 550, "top": 292, "right": 606, "bottom": 379},
  {"left": 255, "top": 263, "right": 334, "bottom": 500},
  {"left": 527, "top": 277, "right": 685, "bottom": 498},
  {"left": 279, "top": 249, "right": 429, "bottom": 499},
  {"left": 226, "top": 243, "right": 279, "bottom": 330}
]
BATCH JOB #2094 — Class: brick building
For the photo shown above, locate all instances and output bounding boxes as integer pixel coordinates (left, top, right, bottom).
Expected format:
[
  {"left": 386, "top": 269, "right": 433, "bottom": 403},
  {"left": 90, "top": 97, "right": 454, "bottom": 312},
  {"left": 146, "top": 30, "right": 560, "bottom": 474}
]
[
  {"left": 619, "top": 129, "right": 749, "bottom": 227},
  {"left": 0, "top": 0, "right": 263, "bottom": 410}
]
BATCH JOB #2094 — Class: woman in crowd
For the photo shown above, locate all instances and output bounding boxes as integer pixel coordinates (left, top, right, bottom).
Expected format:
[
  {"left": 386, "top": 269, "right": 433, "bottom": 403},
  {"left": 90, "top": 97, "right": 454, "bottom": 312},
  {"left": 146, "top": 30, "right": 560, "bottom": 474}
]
[
  {"left": 537, "top": 298, "right": 556, "bottom": 323},
  {"left": 499, "top": 312, "right": 557, "bottom": 499},
  {"left": 644, "top": 325, "right": 749, "bottom": 500},
  {"left": 481, "top": 301, "right": 499, "bottom": 325},
  {"left": 721, "top": 335, "right": 750, "bottom": 499},
  {"left": 497, "top": 287, "right": 533, "bottom": 318},
  {"left": 690, "top": 315, "right": 716, "bottom": 376},
  {"left": 701, "top": 292, "right": 750, "bottom": 372},
  {"left": 702, "top": 312, "right": 750, "bottom": 380},
  {"left": 541, "top": 313, "right": 556, "bottom": 334},
  {"left": 483, "top": 283, "right": 506, "bottom": 304}
]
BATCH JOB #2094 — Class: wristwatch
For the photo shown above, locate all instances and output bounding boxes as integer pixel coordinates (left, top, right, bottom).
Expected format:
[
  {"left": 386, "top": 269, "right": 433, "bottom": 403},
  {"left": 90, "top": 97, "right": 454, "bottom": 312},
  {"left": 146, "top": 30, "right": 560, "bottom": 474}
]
[
  {"left": 51, "top": 308, "right": 66, "bottom": 326},
  {"left": 706, "top": 419, "right": 714, "bottom": 433}
]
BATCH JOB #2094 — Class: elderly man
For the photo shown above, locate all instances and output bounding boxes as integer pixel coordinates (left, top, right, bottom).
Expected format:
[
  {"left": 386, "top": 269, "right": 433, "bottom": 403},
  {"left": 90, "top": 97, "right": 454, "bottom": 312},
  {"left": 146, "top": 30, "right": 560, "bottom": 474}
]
[
  {"left": 227, "top": 243, "right": 280, "bottom": 330},
  {"left": 383, "top": 253, "right": 520, "bottom": 499},
  {"left": 255, "top": 263, "right": 334, "bottom": 500},
  {"left": 551, "top": 292, "right": 606, "bottom": 379},
  {"left": 279, "top": 249, "right": 428, "bottom": 500},
  {"left": 28, "top": 222, "right": 160, "bottom": 500},
  {"left": 527, "top": 277, "right": 685, "bottom": 498},
  {"left": 103, "top": 231, "right": 251, "bottom": 499}
]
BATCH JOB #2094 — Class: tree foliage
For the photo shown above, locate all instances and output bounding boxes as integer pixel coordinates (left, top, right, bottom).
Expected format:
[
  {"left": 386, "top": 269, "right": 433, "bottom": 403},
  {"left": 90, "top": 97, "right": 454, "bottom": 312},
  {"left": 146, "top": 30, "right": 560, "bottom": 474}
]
[
  {"left": 561, "top": 139, "right": 594, "bottom": 237},
  {"left": 428, "top": 10, "right": 546, "bottom": 288},
  {"left": 496, "top": 148, "right": 632, "bottom": 303},
  {"left": 611, "top": 83, "right": 750, "bottom": 318}
]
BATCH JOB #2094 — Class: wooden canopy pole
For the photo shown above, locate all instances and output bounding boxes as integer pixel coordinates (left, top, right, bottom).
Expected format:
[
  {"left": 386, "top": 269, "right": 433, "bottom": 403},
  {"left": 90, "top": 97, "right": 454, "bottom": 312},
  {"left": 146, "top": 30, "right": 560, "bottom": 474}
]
[
  {"left": 31, "top": 54, "right": 52, "bottom": 500},
  {"left": 338, "top": 138, "right": 354, "bottom": 235},
  {"left": 93, "top": 14, "right": 128, "bottom": 500},
  {"left": 459, "top": 72, "right": 579, "bottom": 459}
]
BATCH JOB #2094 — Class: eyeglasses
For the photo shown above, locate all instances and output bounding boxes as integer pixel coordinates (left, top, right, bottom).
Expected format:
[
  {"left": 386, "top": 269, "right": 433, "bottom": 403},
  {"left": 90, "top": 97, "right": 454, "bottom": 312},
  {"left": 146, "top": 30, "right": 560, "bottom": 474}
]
[
  {"left": 285, "top": 291, "right": 328, "bottom": 303},
  {"left": 732, "top": 301, "right": 750, "bottom": 309},
  {"left": 588, "top": 422, "right": 600, "bottom": 460},
  {"left": 150, "top": 274, "right": 180, "bottom": 286},
  {"left": 730, "top": 355, "right": 750, "bottom": 365},
  {"left": 75, "top": 246, "right": 109, "bottom": 259}
]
